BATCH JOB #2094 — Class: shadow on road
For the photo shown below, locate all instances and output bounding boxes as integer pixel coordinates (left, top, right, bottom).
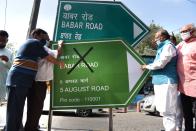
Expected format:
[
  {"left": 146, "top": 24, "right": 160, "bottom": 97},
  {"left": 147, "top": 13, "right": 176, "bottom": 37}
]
[
  {"left": 42, "top": 111, "right": 109, "bottom": 118},
  {"left": 145, "top": 112, "right": 162, "bottom": 117}
]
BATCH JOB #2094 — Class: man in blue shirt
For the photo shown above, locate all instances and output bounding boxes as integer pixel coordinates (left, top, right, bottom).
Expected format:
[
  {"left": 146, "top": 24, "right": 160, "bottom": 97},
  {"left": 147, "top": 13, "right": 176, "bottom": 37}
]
[{"left": 5, "top": 28, "right": 64, "bottom": 131}]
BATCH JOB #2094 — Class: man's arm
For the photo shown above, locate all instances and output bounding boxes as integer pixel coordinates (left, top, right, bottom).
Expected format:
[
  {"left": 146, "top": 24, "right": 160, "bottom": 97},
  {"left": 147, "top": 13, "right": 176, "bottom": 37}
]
[
  {"left": 0, "top": 55, "right": 9, "bottom": 62},
  {"left": 57, "top": 40, "right": 64, "bottom": 57},
  {"left": 44, "top": 55, "right": 65, "bottom": 69},
  {"left": 0, "top": 53, "right": 13, "bottom": 69},
  {"left": 142, "top": 44, "right": 176, "bottom": 70}
]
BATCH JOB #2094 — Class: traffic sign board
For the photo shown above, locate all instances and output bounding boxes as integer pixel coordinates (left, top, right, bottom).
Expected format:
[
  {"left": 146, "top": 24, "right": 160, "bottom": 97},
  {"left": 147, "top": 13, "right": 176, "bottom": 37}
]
[
  {"left": 54, "top": 0, "right": 150, "bottom": 47},
  {"left": 52, "top": 40, "right": 150, "bottom": 109}
]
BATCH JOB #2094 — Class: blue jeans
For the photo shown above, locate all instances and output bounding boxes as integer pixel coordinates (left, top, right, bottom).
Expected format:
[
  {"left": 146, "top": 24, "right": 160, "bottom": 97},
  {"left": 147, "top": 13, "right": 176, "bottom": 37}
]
[{"left": 5, "top": 86, "right": 29, "bottom": 131}]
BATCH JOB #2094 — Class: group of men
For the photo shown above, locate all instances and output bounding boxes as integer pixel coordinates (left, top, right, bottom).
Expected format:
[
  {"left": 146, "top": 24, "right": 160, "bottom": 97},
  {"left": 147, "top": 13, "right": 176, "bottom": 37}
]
[
  {"left": 1, "top": 23, "right": 196, "bottom": 131},
  {"left": 0, "top": 28, "right": 64, "bottom": 131},
  {"left": 142, "top": 23, "right": 196, "bottom": 131}
]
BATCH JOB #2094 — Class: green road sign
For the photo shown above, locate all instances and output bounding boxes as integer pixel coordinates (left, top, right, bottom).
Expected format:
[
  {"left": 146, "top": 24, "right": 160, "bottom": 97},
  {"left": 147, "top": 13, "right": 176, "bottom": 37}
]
[
  {"left": 54, "top": 0, "right": 150, "bottom": 47},
  {"left": 52, "top": 40, "right": 150, "bottom": 109}
]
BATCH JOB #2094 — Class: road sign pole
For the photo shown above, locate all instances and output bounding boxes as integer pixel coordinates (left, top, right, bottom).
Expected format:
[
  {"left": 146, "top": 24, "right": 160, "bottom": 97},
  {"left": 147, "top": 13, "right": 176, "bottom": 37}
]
[
  {"left": 26, "top": 0, "right": 41, "bottom": 38},
  {"left": 47, "top": 109, "right": 53, "bottom": 131},
  {"left": 109, "top": 108, "right": 113, "bottom": 131}
]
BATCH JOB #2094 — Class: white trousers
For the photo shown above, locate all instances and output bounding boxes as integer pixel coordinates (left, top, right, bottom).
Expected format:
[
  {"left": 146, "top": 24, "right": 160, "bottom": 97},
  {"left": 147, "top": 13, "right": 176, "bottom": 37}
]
[{"left": 154, "top": 84, "right": 178, "bottom": 131}]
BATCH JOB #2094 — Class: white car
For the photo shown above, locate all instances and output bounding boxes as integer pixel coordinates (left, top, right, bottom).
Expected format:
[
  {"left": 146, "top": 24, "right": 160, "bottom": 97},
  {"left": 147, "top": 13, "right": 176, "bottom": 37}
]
[{"left": 139, "top": 94, "right": 160, "bottom": 116}]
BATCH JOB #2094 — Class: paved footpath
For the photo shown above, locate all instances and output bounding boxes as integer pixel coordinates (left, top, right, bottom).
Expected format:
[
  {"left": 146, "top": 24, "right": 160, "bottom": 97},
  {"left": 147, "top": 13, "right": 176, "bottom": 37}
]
[{"left": 0, "top": 103, "right": 164, "bottom": 131}]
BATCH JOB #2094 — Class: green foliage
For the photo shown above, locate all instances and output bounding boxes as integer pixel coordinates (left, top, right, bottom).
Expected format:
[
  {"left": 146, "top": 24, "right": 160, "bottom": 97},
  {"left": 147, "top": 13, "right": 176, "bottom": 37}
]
[
  {"left": 175, "top": 33, "right": 182, "bottom": 45},
  {"left": 135, "top": 23, "right": 162, "bottom": 54},
  {"left": 6, "top": 42, "right": 17, "bottom": 56},
  {"left": 135, "top": 22, "right": 182, "bottom": 55}
]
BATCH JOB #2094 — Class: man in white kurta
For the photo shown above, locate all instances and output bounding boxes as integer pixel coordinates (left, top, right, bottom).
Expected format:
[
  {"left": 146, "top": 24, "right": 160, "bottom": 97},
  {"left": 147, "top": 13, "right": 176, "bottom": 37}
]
[
  {"left": 0, "top": 30, "right": 13, "bottom": 102},
  {"left": 142, "top": 30, "right": 178, "bottom": 131}
]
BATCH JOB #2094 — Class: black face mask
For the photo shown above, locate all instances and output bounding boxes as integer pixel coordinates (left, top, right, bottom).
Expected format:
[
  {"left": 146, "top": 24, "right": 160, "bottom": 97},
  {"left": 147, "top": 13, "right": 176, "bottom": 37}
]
[
  {"left": 39, "top": 39, "right": 47, "bottom": 46},
  {"left": 0, "top": 44, "right": 6, "bottom": 49}
]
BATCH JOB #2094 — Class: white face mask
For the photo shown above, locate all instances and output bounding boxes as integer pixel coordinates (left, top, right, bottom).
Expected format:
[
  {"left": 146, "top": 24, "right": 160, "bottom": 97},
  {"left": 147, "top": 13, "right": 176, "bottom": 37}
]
[
  {"left": 46, "top": 41, "right": 50, "bottom": 47},
  {"left": 0, "top": 42, "right": 6, "bottom": 49},
  {"left": 181, "top": 32, "right": 191, "bottom": 41}
]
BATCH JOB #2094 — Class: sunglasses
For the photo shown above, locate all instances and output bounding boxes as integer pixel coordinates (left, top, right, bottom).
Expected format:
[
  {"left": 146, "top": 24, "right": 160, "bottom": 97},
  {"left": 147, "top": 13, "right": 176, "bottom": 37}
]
[{"left": 180, "top": 29, "right": 192, "bottom": 33}]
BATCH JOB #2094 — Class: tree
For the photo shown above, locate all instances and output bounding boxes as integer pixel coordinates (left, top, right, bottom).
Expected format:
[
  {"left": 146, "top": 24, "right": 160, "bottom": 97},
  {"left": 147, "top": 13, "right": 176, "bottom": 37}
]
[
  {"left": 6, "top": 42, "right": 17, "bottom": 56},
  {"left": 175, "top": 33, "right": 182, "bottom": 45},
  {"left": 134, "top": 22, "right": 162, "bottom": 55},
  {"left": 135, "top": 22, "right": 183, "bottom": 55}
]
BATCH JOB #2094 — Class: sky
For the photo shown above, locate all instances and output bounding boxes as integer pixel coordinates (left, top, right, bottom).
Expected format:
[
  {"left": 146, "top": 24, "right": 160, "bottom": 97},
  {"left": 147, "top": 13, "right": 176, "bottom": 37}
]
[{"left": 0, "top": 0, "right": 196, "bottom": 49}]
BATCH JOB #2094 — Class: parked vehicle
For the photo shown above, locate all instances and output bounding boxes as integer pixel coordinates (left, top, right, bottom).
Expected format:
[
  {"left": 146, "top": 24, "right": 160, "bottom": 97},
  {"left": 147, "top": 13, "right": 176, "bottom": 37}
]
[
  {"left": 137, "top": 75, "right": 161, "bottom": 116},
  {"left": 139, "top": 94, "right": 159, "bottom": 115}
]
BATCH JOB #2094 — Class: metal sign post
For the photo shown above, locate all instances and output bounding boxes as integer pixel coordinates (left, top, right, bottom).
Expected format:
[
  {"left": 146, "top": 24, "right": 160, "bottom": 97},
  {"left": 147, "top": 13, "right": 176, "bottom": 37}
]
[
  {"left": 26, "top": 0, "right": 41, "bottom": 38},
  {"left": 109, "top": 108, "right": 113, "bottom": 131}
]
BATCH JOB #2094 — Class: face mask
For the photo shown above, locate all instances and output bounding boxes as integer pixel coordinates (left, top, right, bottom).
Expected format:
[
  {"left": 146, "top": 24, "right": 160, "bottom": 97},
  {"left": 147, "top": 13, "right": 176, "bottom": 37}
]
[
  {"left": 181, "top": 32, "right": 191, "bottom": 41},
  {"left": 39, "top": 39, "right": 47, "bottom": 46},
  {"left": 0, "top": 42, "right": 6, "bottom": 49},
  {"left": 45, "top": 41, "right": 50, "bottom": 47}
]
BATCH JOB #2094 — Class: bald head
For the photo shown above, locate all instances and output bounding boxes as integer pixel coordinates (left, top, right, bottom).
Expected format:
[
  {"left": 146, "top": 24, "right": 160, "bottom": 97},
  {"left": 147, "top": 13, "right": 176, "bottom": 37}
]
[{"left": 180, "top": 24, "right": 195, "bottom": 33}]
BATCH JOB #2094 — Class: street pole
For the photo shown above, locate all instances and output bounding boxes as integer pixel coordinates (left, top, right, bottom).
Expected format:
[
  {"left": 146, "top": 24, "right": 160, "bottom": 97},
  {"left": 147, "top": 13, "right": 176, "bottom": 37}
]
[
  {"left": 109, "top": 108, "right": 113, "bottom": 131},
  {"left": 26, "top": 0, "right": 41, "bottom": 38}
]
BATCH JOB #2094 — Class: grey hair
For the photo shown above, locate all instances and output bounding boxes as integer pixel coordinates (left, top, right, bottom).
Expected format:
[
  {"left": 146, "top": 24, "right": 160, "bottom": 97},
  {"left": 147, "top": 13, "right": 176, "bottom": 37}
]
[{"left": 158, "top": 29, "right": 170, "bottom": 40}]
